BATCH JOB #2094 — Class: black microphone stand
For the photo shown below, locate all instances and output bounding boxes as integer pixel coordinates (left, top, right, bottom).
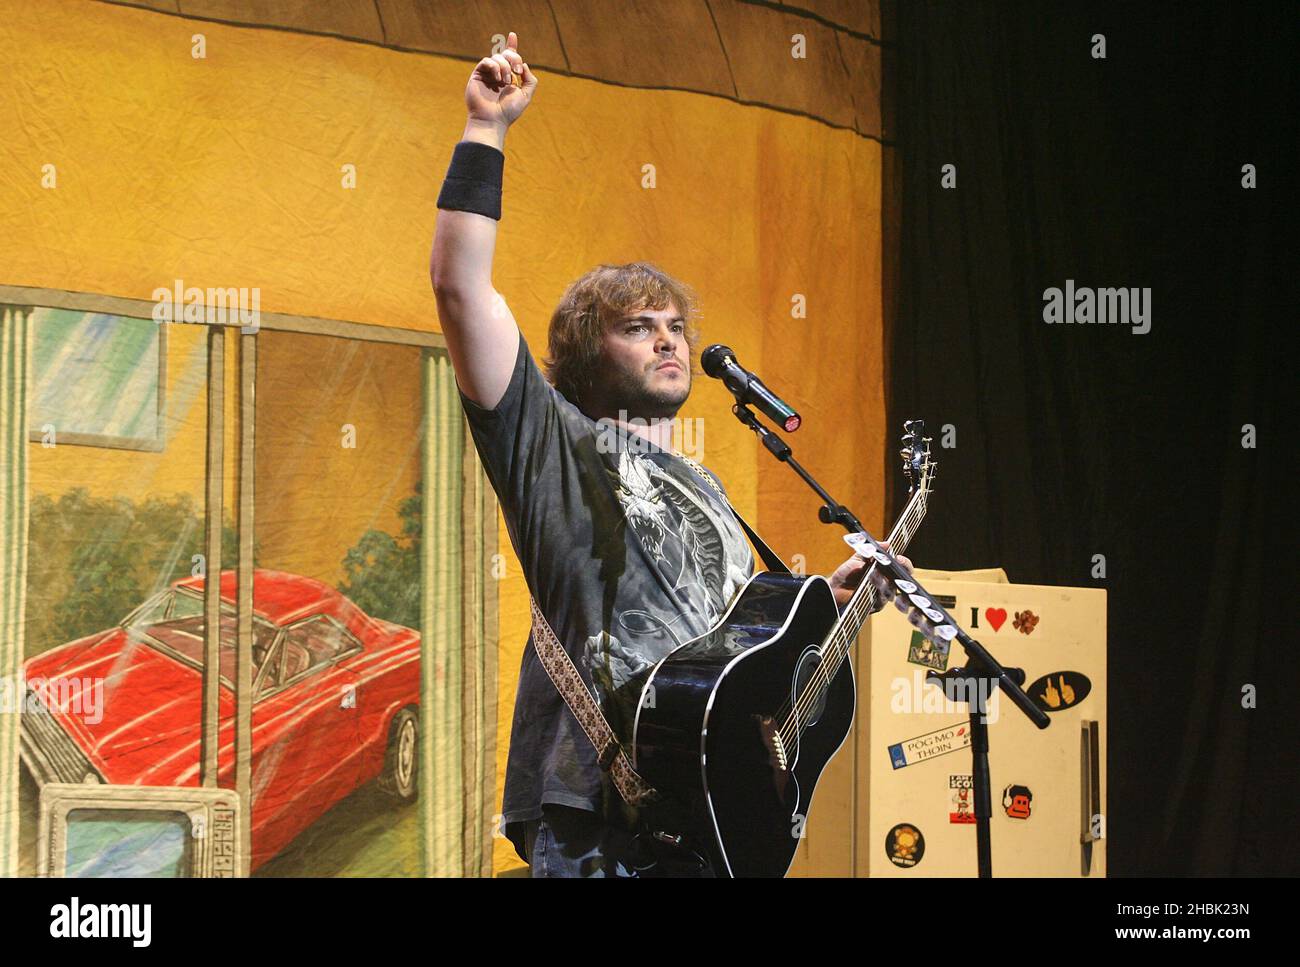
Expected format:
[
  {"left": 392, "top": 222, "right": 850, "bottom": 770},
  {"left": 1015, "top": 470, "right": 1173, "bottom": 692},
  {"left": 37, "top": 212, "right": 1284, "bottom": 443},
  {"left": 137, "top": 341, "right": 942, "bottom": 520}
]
[{"left": 726, "top": 402, "right": 1050, "bottom": 877}]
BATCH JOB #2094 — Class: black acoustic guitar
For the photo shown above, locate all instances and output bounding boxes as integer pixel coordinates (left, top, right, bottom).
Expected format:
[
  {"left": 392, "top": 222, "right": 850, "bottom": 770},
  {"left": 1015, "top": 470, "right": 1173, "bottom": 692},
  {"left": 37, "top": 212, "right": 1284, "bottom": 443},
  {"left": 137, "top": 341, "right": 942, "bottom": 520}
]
[{"left": 632, "top": 422, "right": 935, "bottom": 877}]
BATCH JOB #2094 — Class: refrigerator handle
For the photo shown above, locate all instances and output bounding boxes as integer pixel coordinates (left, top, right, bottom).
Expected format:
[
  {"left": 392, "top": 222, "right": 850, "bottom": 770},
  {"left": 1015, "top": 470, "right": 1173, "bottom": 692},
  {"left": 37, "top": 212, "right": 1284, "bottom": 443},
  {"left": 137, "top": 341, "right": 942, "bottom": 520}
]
[{"left": 1080, "top": 719, "right": 1102, "bottom": 875}]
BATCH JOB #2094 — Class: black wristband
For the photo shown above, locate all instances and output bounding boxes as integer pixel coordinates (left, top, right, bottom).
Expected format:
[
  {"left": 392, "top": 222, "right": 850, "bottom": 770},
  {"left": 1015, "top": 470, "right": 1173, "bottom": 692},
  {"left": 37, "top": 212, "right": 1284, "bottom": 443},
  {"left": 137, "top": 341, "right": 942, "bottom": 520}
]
[{"left": 437, "top": 140, "right": 504, "bottom": 220}]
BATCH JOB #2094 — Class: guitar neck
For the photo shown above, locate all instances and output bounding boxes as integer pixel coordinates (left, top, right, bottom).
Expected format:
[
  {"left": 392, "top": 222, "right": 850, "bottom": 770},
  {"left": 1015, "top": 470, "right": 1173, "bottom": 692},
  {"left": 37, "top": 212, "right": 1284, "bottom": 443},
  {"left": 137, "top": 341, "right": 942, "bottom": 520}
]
[{"left": 832, "top": 487, "right": 929, "bottom": 647}]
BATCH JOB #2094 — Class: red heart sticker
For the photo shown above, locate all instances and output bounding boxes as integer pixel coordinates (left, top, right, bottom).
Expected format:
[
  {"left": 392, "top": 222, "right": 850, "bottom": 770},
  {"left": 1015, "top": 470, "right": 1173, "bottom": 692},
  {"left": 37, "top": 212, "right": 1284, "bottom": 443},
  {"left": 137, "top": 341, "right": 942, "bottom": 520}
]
[{"left": 986, "top": 608, "right": 1007, "bottom": 631}]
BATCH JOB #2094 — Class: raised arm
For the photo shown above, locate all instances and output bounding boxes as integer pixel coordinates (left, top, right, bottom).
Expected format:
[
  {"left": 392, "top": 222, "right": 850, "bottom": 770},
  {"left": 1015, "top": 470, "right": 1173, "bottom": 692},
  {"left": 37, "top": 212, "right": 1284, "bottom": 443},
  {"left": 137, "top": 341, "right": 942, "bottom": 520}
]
[{"left": 430, "top": 31, "right": 538, "bottom": 410}]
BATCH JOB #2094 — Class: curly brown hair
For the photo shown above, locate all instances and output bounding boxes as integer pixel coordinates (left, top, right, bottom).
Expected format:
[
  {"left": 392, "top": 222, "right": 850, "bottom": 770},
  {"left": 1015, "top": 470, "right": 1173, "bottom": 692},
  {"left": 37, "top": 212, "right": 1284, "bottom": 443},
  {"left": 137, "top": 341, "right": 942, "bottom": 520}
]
[{"left": 542, "top": 262, "right": 702, "bottom": 406}]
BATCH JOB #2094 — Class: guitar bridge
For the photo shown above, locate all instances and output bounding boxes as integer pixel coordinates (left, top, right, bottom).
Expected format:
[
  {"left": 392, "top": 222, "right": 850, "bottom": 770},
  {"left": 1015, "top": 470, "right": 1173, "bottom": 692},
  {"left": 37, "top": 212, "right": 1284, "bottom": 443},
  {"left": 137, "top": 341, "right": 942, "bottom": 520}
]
[{"left": 754, "top": 714, "right": 790, "bottom": 778}]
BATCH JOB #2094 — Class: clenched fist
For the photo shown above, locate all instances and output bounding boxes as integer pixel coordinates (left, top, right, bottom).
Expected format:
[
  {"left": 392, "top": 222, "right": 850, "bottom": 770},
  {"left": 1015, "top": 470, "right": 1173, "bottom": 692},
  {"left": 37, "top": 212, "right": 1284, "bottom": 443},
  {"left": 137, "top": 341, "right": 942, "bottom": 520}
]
[{"left": 466, "top": 30, "right": 538, "bottom": 129}]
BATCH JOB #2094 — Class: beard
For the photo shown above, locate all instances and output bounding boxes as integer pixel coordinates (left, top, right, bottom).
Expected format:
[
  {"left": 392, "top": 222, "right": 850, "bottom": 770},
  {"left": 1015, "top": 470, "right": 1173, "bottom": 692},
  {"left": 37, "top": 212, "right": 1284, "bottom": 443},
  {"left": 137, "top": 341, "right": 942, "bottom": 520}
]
[{"left": 595, "top": 364, "right": 690, "bottom": 420}]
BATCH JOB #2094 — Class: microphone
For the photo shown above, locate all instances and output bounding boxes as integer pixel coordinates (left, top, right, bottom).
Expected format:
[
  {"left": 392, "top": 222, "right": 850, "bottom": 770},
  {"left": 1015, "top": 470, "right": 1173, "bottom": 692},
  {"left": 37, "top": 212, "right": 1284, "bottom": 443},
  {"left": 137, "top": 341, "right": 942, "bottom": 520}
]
[{"left": 700, "top": 344, "right": 802, "bottom": 432}]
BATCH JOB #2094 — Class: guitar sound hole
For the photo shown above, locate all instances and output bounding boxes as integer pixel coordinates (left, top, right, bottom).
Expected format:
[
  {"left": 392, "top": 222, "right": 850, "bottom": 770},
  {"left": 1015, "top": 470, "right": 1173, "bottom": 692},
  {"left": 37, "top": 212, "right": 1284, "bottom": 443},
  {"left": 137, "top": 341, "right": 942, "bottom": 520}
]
[{"left": 792, "top": 647, "right": 828, "bottom": 729}]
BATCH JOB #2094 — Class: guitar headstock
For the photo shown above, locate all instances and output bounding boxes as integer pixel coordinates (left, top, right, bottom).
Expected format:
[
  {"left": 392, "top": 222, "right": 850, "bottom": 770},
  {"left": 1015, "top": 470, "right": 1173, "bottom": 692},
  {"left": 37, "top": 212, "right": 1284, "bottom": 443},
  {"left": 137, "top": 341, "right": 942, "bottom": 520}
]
[{"left": 900, "top": 420, "right": 936, "bottom": 497}]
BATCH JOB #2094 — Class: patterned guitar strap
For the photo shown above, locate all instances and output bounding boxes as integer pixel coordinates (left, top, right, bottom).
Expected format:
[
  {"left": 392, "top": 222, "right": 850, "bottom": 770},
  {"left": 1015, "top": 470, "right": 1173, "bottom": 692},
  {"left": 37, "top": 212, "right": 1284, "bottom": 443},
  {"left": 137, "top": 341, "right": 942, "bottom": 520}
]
[{"left": 528, "top": 448, "right": 790, "bottom": 807}]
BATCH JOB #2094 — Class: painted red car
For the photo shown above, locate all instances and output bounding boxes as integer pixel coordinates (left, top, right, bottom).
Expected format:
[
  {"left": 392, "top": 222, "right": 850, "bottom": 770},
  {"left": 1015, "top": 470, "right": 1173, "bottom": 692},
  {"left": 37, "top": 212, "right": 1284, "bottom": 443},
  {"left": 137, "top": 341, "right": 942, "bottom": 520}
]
[{"left": 20, "top": 568, "right": 420, "bottom": 871}]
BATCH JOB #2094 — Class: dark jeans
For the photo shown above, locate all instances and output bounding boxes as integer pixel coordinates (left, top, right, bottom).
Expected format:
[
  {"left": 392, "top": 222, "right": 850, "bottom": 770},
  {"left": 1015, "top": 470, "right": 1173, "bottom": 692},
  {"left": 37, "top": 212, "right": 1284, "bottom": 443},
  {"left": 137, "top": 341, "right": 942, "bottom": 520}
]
[{"left": 522, "top": 804, "right": 715, "bottom": 878}]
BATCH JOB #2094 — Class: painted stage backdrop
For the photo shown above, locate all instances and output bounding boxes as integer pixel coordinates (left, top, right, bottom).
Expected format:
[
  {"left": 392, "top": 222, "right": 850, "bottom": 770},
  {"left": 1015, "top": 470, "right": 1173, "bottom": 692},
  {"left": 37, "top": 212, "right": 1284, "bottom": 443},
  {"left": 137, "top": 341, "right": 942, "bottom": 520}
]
[{"left": 0, "top": 0, "right": 887, "bottom": 877}]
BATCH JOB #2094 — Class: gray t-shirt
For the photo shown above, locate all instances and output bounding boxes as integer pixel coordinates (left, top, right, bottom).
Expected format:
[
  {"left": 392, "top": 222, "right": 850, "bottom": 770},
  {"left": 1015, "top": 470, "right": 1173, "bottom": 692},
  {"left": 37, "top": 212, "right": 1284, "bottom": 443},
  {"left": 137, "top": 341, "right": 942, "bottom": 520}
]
[{"left": 457, "top": 330, "right": 755, "bottom": 857}]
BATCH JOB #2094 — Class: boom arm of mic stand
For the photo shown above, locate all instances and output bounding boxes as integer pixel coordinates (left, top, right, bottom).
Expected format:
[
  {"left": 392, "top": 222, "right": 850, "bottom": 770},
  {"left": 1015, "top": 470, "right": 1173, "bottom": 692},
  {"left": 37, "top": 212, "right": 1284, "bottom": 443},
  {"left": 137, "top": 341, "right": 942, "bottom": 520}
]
[
  {"left": 954, "top": 628, "right": 1051, "bottom": 729},
  {"left": 729, "top": 403, "right": 866, "bottom": 534}
]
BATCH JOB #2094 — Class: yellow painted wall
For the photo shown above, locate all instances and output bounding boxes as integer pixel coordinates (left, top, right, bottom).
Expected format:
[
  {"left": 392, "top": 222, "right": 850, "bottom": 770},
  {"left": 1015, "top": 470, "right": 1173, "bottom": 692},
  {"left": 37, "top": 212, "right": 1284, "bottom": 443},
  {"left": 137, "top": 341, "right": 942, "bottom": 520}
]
[
  {"left": 1, "top": 0, "right": 885, "bottom": 875},
  {"left": 255, "top": 331, "right": 423, "bottom": 586}
]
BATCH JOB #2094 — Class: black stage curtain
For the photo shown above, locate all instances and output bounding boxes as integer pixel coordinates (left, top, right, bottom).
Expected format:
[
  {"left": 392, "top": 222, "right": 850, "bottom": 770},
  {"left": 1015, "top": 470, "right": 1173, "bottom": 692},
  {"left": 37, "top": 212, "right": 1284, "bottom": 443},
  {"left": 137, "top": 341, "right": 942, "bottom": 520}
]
[{"left": 889, "top": 1, "right": 1296, "bottom": 874}]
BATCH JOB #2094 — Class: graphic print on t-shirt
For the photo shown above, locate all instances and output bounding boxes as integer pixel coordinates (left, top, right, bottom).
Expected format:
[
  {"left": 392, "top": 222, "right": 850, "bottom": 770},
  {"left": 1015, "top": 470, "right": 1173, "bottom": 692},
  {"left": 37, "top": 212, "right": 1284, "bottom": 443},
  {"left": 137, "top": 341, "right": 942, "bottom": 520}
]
[{"left": 581, "top": 448, "right": 753, "bottom": 721}]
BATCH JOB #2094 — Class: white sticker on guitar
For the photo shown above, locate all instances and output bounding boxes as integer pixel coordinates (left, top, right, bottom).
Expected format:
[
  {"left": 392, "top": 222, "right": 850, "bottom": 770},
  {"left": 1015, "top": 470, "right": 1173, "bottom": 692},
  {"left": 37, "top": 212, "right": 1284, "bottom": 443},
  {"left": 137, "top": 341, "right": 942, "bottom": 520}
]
[{"left": 844, "top": 533, "right": 876, "bottom": 555}]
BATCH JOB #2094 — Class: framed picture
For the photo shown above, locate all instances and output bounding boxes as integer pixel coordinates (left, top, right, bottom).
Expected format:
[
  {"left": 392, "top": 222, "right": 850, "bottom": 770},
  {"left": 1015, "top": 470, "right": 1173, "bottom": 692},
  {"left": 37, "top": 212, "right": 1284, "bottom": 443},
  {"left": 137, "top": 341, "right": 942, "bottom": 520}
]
[{"left": 25, "top": 306, "right": 165, "bottom": 451}]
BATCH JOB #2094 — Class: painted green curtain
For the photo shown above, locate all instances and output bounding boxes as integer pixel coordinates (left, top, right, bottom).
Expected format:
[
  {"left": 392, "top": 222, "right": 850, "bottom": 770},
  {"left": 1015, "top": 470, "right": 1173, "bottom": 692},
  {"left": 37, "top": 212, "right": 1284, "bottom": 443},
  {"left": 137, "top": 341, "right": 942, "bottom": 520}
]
[
  {"left": 0, "top": 306, "right": 30, "bottom": 877},
  {"left": 422, "top": 349, "right": 497, "bottom": 877}
]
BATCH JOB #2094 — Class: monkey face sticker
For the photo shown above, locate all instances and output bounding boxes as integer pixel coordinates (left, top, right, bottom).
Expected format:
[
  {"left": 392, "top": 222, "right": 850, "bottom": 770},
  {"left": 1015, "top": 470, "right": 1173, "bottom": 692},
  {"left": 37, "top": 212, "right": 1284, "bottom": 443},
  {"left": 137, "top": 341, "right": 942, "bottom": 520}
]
[{"left": 1002, "top": 784, "right": 1033, "bottom": 819}]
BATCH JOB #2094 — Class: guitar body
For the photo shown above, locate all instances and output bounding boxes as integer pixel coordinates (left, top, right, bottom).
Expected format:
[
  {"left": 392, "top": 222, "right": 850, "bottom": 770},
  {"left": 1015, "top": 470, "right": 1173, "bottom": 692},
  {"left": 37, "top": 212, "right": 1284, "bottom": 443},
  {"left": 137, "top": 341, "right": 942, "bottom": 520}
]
[{"left": 633, "top": 571, "right": 855, "bottom": 877}]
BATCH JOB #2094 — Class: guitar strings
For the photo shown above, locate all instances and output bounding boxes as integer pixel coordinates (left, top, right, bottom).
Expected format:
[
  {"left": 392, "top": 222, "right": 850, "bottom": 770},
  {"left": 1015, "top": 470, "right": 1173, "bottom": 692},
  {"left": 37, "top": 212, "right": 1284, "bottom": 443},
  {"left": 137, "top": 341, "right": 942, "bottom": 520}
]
[
  {"left": 777, "top": 499, "right": 920, "bottom": 744},
  {"left": 769, "top": 499, "right": 920, "bottom": 729},
  {"left": 776, "top": 492, "right": 928, "bottom": 748},
  {"left": 787, "top": 493, "right": 926, "bottom": 734},
  {"left": 775, "top": 505, "right": 918, "bottom": 740}
]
